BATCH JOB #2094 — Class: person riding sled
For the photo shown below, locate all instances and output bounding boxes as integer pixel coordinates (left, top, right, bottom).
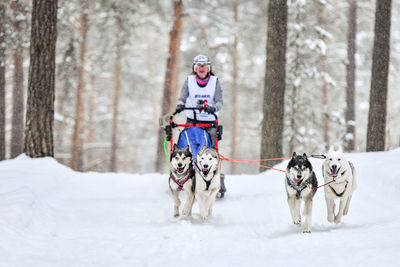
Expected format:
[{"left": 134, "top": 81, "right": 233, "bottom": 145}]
[{"left": 175, "top": 54, "right": 226, "bottom": 198}]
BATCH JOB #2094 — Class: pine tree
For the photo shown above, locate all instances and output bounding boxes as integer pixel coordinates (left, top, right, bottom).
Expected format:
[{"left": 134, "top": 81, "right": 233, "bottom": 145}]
[
  {"left": 155, "top": 0, "right": 183, "bottom": 173},
  {"left": 71, "top": 10, "right": 88, "bottom": 170},
  {"left": 260, "top": 0, "right": 288, "bottom": 170},
  {"left": 366, "top": 0, "right": 392, "bottom": 151},
  {"left": 345, "top": 0, "right": 357, "bottom": 151},
  {"left": 10, "top": 0, "right": 25, "bottom": 158},
  {"left": 24, "top": 0, "right": 58, "bottom": 157},
  {"left": 0, "top": 2, "right": 6, "bottom": 160},
  {"left": 110, "top": 15, "right": 122, "bottom": 172}
]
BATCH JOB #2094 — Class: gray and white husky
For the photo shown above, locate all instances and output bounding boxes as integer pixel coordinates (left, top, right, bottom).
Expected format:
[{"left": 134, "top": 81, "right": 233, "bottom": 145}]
[
  {"left": 285, "top": 152, "right": 318, "bottom": 233},
  {"left": 195, "top": 146, "right": 221, "bottom": 221},
  {"left": 322, "top": 146, "right": 357, "bottom": 224},
  {"left": 169, "top": 144, "right": 195, "bottom": 217}
]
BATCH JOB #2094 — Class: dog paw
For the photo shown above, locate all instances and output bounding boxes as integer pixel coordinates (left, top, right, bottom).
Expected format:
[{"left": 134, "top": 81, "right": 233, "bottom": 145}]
[
  {"left": 334, "top": 216, "right": 342, "bottom": 224},
  {"left": 293, "top": 218, "right": 301, "bottom": 225},
  {"left": 174, "top": 213, "right": 179, "bottom": 218},
  {"left": 201, "top": 214, "right": 208, "bottom": 221},
  {"left": 327, "top": 215, "right": 334, "bottom": 223},
  {"left": 303, "top": 229, "right": 311, "bottom": 233},
  {"left": 182, "top": 209, "right": 191, "bottom": 216}
]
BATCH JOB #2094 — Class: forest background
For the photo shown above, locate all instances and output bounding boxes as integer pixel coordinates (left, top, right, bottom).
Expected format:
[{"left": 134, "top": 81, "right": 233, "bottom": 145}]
[{"left": 0, "top": 0, "right": 399, "bottom": 174}]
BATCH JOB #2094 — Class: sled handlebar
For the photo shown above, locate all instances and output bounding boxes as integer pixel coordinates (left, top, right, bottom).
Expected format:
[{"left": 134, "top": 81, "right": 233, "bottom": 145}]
[{"left": 172, "top": 107, "right": 218, "bottom": 121}]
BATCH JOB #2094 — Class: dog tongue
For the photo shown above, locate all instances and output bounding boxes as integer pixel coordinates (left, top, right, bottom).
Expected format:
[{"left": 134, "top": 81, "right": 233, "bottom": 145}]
[
  {"left": 329, "top": 167, "right": 338, "bottom": 177},
  {"left": 178, "top": 168, "right": 184, "bottom": 173},
  {"left": 202, "top": 168, "right": 209, "bottom": 174},
  {"left": 293, "top": 178, "right": 302, "bottom": 184}
]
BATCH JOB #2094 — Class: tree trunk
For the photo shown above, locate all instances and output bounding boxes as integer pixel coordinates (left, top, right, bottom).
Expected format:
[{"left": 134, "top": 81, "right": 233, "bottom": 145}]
[
  {"left": 0, "top": 3, "right": 6, "bottom": 160},
  {"left": 71, "top": 11, "right": 88, "bottom": 170},
  {"left": 260, "top": 0, "right": 288, "bottom": 171},
  {"left": 366, "top": 0, "right": 391, "bottom": 152},
  {"left": 321, "top": 82, "right": 329, "bottom": 150},
  {"left": 24, "top": 0, "right": 58, "bottom": 158},
  {"left": 230, "top": 2, "right": 239, "bottom": 174},
  {"left": 110, "top": 16, "right": 122, "bottom": 172},
  {"left": 317, "top": 6, "right": 330, "bottom": 151},
  {"left": 155, "top": 0, "right": 183, "bottom": 173},
  {"left": 10, "top": 1, "right": 25, "bottom": 158},
  {"left": 288, "top": 11, "right": 301, "bottom": 154},
  {"left": 56, "top": 37, "right": 75, "bottom": 158},
  {"left": 345, "top": 0, "right": 357, "bottom": 152},
  {"left": 86, "top": 90, "right": 95, "bottom": 171}
]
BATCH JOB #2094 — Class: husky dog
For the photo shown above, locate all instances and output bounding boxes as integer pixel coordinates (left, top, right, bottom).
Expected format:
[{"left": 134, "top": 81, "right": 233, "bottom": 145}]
[
  {"left": 285, "top": 152, "right": 318, "bottom": 233},
  {"left": 322, "top": 146, "right": 357, "bottom": 224},
  {"left": 169, "top": 144, "right": 195, "bottom": 217},
  {"left": 194, "top": 146, "right": 221, "bottom": 220}
]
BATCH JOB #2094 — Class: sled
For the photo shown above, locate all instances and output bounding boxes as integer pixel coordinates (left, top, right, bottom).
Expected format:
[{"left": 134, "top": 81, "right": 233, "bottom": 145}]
[
  {"left": 162, "top": 104, "right": 222, "bottom": 157},
  {"left": 161, "top": 103, "right": 226, "bottom": 198}
]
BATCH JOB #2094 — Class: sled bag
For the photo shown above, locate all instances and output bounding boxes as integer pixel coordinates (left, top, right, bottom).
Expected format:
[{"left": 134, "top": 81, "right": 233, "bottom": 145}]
[{"left": 177, "top": 127, "right": 212, "bottom": 158}]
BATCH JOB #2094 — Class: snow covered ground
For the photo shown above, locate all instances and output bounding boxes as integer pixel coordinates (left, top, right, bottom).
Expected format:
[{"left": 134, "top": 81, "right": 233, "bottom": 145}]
[{"left": 0, "top": 149, "right": 399, "bottom": 267}]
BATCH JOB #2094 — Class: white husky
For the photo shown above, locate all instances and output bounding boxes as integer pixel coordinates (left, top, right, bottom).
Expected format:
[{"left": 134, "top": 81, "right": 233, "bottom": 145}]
[
  {"left": 322, "top": 146, "right": 357, "bottom": 224},
  {"left": 194, "top": 146, "right": 221, "bottom": 221}
]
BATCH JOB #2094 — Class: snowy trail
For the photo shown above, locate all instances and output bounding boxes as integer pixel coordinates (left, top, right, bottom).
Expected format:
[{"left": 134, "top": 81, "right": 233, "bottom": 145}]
[{"left": 0, "top": 150, "right": 399, "bottom": 266}]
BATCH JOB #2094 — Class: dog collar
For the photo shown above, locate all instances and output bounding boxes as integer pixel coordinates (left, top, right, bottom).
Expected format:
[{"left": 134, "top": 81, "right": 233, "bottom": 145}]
[{"left": 171, "top": 174, "right": 191, "bottom": 191}]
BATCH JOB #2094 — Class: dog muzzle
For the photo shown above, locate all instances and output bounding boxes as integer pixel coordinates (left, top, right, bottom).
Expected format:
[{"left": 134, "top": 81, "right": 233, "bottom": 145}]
[
  {"left": 201, "top": 163, "right": 211, "bottom": 175},
  {"left": 176, "top": 166, "right": 186, "bottom": 174},
  {"left": 328, "top": 166, "right": 340, "bottom": 178},
  {"left": 293, "top": 177, "right": 303, "bottom": 185}
]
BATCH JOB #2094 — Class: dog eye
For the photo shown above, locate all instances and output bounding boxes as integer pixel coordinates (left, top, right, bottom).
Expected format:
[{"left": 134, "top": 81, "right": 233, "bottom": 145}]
[
  {"left": 338, "top": 158, "right": 341, "bottom": 161},
  {"left": 329, "top": 158, "right": 332, "bottom": 161}
]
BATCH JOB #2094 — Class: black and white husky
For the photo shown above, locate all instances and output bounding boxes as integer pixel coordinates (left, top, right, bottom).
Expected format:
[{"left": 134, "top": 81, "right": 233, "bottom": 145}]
[
  {"left": 194, "top": 146, "right": 221, "bottom": 221},
  {"left": 285, "top": 152, "right": 318, "bottom": 233},
  {"left": 169, "top": 144, "right": 195, "bottom": 218},
  {"left": 322, "top": 146, "right": 357, "bottom": 224}
]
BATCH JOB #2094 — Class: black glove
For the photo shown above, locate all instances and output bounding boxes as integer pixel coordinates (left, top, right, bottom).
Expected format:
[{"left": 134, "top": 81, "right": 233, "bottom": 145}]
[
  {"left": 176, "top": 104, "right": 185, "bottom": 113},
  {"left": 204, "top": 106, "right": 216, "bottom": 114}
]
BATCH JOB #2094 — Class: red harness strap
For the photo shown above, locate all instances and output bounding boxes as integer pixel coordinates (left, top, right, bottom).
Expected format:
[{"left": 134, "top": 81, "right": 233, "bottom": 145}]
[{"left": 171, "top": 174, "right": 191, "bottom": 191}]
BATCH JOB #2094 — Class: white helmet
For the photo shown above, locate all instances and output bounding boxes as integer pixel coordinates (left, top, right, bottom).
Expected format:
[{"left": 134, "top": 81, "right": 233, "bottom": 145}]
[{"left": 193, "top": 54, "right": 211, "bottom": 72}]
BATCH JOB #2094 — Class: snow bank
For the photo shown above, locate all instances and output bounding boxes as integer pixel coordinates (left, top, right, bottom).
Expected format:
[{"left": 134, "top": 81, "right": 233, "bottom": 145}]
[{"left": 0, "top": 150, "right": 399, "bottom": 266}]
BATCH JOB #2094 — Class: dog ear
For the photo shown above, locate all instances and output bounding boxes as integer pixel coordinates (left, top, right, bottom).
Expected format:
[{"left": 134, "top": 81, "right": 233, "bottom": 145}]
[
  {"left": 329, "top": 145, "right": 334, "bottom": 153},
  {"left": 292, "top": 152, "right": 297, "bottom": 158},
  {"left": 198, "top": 145, "right": 207, "bottom": 154},
  {"left": 184, "top": 145, "right": 192, "bottom": 156},
  {"left": 337, "top": 145, "right": 343, "bottom": 153},
  {"left": 173, "top": 144, "right": 178, "bottom": 151},
  {"left": 303, "top": 153, "right": 307, "bottom": 158}
]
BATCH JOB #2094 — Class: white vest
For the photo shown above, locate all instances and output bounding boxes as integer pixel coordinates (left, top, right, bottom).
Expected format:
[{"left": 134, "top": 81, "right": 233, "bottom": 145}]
[{"left": 185, "top": 75, "right": 218, "bottom": 121}]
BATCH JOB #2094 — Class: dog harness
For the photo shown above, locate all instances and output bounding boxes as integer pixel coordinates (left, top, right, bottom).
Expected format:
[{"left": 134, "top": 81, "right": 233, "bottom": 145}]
[
  {"left": 286, "top": 177, "right": 315, "bottom": 199},
  {"left": 327, "top": 169, "right": 348, "bottom": 197},
  {"left": 329, "top": 183, "right": 348, "bottom": 197},
  {"left": 171, "top": 174, "right": 191, "bottom": 191}
]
